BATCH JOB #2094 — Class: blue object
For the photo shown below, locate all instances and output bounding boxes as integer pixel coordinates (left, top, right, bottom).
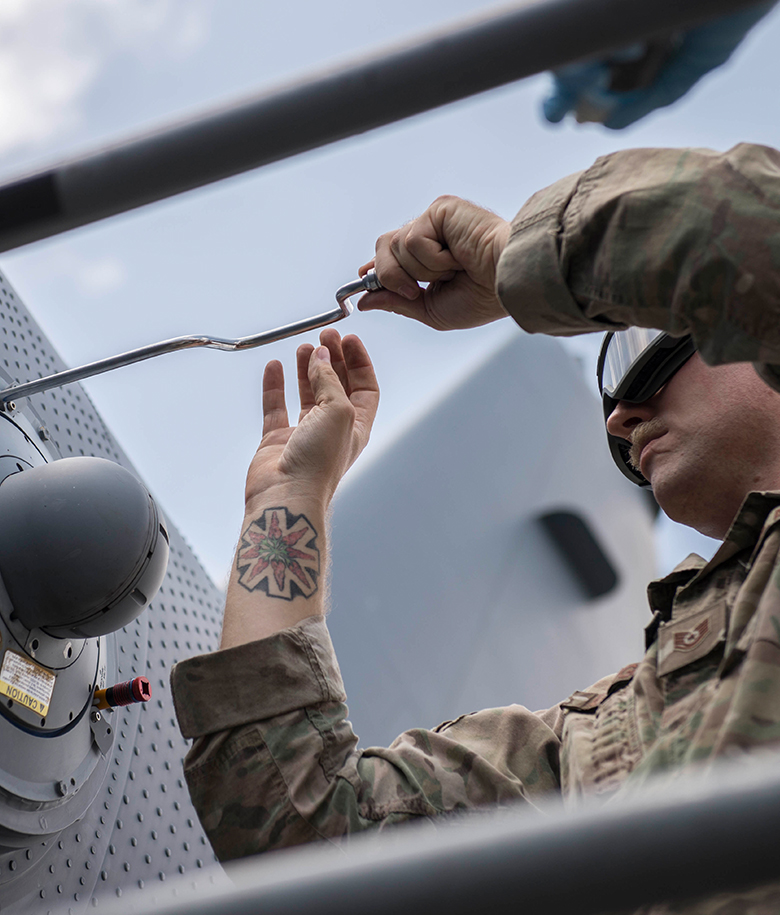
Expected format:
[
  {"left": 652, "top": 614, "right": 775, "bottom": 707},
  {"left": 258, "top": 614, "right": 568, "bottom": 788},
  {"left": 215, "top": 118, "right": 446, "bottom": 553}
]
[{"left": 542, "top": 3, "right": 775, "bottom": 129}]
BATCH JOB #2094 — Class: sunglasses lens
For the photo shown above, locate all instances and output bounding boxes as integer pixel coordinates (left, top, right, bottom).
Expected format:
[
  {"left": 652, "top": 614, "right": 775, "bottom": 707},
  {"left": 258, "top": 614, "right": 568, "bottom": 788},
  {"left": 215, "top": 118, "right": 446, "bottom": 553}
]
[{"left": 600, "top": 328, "right": 664, "bottom": 398}]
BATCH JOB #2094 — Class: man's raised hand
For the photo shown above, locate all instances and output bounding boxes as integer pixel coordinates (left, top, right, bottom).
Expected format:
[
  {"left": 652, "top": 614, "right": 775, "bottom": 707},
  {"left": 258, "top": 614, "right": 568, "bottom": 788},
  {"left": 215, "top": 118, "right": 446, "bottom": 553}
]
[
  {"left": 358, "top": 195, "right": 511, "bottom": 331},
  {"left": 244, "top": 329, "right": 380, "bottom": 513}
]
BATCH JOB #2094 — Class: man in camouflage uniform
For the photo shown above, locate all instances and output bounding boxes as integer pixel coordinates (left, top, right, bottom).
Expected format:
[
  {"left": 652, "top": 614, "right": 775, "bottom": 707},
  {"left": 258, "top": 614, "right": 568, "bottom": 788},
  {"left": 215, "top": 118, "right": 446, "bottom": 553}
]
[{"left": 172, "top": 143, "right": 780, "bottom": 913}]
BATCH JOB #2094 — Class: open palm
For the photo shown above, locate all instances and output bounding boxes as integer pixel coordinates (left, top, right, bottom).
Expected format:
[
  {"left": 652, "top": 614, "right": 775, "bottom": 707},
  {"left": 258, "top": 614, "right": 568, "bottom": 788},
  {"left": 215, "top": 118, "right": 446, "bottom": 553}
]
[{"left": 245, "top": 329, "right": 380, "bottom": 511}]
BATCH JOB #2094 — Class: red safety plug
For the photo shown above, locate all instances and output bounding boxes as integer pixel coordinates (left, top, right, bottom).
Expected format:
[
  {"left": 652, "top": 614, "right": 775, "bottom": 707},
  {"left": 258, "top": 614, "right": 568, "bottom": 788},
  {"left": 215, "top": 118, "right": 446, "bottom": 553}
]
[{"left": 93, "top": 676, "right": 152, "bottom": 710}]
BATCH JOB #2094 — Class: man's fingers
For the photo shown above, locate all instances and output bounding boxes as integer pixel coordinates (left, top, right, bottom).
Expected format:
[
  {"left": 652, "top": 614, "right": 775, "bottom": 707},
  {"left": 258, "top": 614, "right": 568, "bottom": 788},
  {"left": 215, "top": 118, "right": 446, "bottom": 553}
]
[
  {"left": 307, "top": 343, "right": 351, "bottom": 411},
  {"left": 319, "top": 328, "right": 350, "bottom": 394},
  {"left": 262, "top": 360, "right": 289, "bottom": 436},
  {"left": 342, "top": 334, "right": 380, "bottom": 440},
  {"left": 356, "top": 288, "right": 432, "bottom": 325},
  {"left": 394, "top": 215, "right": 461, "bottom": 280},
  {"left": 296, "top": 343, "right": 316, "bottom": 420},
  {"left": 342, "top": 335, "right": 380, "bottom": 396},
  {"left": 374, "top": 230, "right": 422, "bottom": 301}
]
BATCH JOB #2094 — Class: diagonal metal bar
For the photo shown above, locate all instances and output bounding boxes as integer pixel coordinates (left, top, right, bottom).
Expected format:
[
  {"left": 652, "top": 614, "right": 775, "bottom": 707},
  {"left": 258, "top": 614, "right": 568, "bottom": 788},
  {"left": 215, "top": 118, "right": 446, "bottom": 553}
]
[
  {"left": 94, "top": 757, "right": 780, "bottom": 915},
  {"left": 0, "top": 308, "right": 346, "bottom": 406},
  {"left": 0, "top": 0, "right": 764, "bottom": 254},
  {"left": 0, "top": 272, "right": 382, "bottom": 404}
]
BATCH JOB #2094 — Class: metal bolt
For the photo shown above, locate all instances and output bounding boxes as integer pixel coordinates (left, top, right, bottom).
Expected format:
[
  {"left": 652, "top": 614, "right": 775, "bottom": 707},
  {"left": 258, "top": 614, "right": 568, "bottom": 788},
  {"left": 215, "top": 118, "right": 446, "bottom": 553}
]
[
  {"left": 0, "top": 400, "right": 15, "bottom": 412},
  {"left": 56, "top": 781, "right": 68, "bottom": 797},
  {"left": 90, "top": 709, "right": 101, "bottom": 724}
]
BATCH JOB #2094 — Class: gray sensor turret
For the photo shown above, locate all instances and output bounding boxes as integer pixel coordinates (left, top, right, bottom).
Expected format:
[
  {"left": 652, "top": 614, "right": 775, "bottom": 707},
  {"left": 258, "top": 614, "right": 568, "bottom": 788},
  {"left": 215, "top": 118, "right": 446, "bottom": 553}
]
[{"left": 0, "top": 456, "right": 168, "bottom": 637}]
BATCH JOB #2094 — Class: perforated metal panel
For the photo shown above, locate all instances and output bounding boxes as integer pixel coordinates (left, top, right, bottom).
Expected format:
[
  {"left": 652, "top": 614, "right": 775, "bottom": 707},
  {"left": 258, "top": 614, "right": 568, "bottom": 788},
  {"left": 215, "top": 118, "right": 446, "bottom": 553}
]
[{"left": 0, "top": 271, "right": 228, "bottom": 912}]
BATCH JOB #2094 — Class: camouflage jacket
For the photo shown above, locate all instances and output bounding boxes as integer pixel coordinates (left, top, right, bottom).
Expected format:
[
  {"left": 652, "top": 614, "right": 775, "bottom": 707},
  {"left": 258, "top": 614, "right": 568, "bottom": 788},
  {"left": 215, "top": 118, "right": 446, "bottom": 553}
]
[
  {"left": 172, "top": 492, "right": 780, "bottom": 913},
  {"left": 172, "top": 143, "right": 780, "bottom": 913},
  {"left": 497, "top": 142, "right": 780, "bottom": 385}
]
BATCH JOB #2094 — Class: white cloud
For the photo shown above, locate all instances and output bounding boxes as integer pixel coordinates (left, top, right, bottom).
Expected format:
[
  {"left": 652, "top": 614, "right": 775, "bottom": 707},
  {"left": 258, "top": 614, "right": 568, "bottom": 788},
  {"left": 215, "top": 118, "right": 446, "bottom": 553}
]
[{"left": 0, "top": 0, "right": 213, "bottom": 158}]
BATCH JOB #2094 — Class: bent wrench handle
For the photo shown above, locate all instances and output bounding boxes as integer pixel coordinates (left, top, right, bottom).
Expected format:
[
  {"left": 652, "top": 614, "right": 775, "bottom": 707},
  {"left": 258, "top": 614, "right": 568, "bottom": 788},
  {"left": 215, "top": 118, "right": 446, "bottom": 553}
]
[{"left": 0, "top": 270, "right": 382, "bottom": 405}]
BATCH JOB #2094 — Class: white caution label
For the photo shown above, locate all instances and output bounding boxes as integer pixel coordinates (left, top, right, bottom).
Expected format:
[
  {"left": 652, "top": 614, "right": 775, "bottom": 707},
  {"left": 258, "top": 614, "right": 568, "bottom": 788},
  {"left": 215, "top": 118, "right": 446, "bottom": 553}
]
[{"left": 0, "top": 650, "right": 55, "bottom": 717}]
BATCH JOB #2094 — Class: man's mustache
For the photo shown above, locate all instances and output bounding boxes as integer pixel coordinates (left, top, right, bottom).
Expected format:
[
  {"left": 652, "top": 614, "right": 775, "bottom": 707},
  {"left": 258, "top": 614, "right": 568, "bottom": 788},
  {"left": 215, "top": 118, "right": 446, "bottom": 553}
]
[{"left": 628, "top": 418, "right": 667, "bottom": 471}]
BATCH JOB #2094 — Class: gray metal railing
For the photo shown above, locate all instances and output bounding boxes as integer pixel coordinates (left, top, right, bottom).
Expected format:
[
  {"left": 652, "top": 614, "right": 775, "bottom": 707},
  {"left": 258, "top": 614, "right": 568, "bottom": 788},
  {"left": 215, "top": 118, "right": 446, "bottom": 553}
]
[
  {"left": 92, "top": 755, "right": 780, "bottom": 915},
  {"left": 0, "top": 0, "right": 764, "bottom": 253}
]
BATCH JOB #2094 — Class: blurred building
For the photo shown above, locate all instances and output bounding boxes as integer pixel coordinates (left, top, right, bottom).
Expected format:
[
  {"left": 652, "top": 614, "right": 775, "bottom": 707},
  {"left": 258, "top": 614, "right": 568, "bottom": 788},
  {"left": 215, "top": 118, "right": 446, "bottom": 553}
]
[{"left": 329, "top": 332, "right": 656, "bottom": 747}]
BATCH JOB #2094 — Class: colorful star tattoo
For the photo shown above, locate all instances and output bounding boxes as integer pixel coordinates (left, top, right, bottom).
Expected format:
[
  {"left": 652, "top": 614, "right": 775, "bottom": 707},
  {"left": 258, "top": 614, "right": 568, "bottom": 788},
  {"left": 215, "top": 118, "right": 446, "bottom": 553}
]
[{"left": 236, "top": 507, "right": 319, "bottom": 600}]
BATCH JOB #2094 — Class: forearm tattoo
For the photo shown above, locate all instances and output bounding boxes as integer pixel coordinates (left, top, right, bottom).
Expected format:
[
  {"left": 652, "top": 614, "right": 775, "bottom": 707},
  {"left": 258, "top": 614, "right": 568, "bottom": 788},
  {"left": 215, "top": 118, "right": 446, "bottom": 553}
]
[{"left": 236, "top": 507, "right": 319, "bottom": 600}]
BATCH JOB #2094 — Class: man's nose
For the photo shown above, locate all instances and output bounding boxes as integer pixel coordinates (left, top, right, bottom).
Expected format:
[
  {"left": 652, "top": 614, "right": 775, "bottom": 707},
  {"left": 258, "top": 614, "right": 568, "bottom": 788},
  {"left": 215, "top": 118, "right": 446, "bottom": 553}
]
[{"left": 605, "top": 399, "right": 656, "bottom": 439}]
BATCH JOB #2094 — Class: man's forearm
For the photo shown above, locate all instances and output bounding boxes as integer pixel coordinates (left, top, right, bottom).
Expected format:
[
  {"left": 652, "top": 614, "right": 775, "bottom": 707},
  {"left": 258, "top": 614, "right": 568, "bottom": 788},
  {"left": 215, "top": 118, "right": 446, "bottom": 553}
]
[
  {"left": 220, "top": 490, "right": 327, "bottom": 649},
  {"left": 496, "top": 143, "right": 780, "bottom": 369}
]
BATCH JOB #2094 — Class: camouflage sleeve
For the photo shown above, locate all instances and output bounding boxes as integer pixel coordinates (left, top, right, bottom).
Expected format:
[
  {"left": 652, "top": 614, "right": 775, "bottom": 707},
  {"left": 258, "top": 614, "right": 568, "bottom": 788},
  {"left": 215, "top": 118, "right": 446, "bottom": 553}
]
[
  {"left": 496, "top": 143, "right": 780, "bottom": 377},
  {"left": 170, "top": 616, "right": 562, "bottom": 861}
]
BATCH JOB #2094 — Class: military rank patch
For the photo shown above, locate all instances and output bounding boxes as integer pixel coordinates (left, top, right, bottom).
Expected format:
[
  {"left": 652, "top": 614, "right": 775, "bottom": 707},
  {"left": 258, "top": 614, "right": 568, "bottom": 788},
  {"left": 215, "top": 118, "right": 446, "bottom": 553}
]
[{"left": 657, "top": 604, "right": 726, "bottom": 676}]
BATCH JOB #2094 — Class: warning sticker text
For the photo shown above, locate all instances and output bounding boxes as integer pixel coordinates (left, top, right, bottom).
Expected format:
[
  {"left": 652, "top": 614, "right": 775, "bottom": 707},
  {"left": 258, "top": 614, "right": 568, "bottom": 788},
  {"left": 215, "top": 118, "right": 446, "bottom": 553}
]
[{"left": 0, "top": 650, "right": 55, "bottom": 717}]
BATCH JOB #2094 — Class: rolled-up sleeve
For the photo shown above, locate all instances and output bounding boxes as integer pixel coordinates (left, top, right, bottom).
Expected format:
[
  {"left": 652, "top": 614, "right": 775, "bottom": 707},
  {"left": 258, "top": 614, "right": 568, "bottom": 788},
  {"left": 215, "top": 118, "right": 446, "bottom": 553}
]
[
  {"left": 171, "top": 616, "right": 562, "bottom": 862},
  {"left": 497, "top": 143, "right": 780, "bottom": 372}
]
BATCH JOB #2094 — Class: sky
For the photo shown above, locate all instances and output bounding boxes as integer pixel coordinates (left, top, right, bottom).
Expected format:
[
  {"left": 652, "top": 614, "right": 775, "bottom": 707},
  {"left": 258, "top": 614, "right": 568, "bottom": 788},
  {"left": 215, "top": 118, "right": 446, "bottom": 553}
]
[{"left": 0, "top": 0, "right": 774, "bottom": 584}]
